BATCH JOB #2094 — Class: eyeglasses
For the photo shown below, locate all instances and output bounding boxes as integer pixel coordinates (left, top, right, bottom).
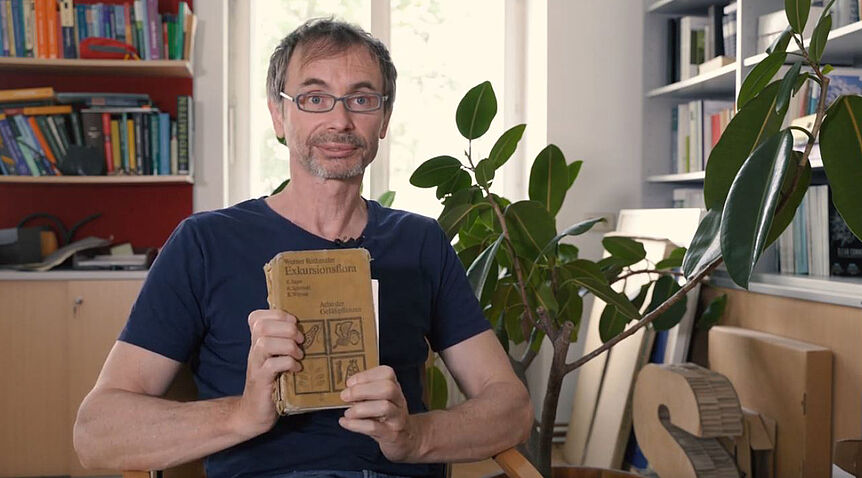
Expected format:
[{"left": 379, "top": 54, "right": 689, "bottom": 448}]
[{"left": 280, "top": 91, "right": 388, "bottom": 113}]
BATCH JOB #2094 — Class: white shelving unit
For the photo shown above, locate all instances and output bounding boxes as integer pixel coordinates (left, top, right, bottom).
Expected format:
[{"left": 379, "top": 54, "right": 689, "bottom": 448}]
[{"left": 642, "top": 0, "right": 862, "bottom": 299}]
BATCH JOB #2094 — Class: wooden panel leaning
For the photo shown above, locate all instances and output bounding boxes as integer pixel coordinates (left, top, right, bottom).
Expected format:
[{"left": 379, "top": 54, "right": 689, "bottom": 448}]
[{"left": 632, "top": 363, "right": 744, "bottom": 478}]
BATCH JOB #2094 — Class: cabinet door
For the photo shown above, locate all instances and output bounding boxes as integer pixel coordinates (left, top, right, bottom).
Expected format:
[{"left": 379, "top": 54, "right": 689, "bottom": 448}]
[
  {"left": 0, "top": 281, "right": 70, "bottom": 477},
  {"left": 66, "top": 279, "right": 142, "bottom": 477}
]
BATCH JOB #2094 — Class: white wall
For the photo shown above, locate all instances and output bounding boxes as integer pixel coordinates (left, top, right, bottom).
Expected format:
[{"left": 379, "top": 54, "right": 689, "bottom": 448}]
[
  {"left": 193, "top": 0, "right": 229, "bottom": 212},
  {"left": 525, "top": 0, "right": 645, "bottom": 429}
]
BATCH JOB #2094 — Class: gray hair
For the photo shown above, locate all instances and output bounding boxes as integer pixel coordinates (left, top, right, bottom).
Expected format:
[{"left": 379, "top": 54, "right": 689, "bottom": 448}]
[{"left": 266, "top": 18, "right": 397, "bottom": 113}]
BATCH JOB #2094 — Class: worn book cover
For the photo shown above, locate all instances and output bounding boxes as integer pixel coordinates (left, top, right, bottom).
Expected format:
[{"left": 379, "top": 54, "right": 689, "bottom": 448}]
[{"left": 263, "top": 248, "right": 378, "bottom": 415}]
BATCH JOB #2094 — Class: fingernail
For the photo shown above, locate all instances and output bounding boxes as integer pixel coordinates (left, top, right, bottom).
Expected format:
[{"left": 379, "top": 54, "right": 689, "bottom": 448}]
[{"left": 340, "top": 390, "right": 348, "bottom": 400}]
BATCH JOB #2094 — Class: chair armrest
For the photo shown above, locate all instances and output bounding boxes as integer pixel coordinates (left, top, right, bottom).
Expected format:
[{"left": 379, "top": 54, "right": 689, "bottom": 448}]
[
  {"left": 123, "top": 471, "right": 162, "bottom": 478},
  {"left": 493, "top": 448, "right": 542, "bottom": 478}
]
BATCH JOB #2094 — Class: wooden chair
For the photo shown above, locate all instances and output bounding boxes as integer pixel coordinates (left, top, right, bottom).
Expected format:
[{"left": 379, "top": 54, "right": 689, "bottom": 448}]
[{"left": 122, "top": 449, "right": 541, "bottom": 478}]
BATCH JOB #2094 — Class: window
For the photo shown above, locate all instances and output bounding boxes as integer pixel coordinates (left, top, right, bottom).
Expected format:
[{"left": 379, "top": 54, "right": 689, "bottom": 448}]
[{"left": 229, "top": 0, "right": 508, "bottom": 218}]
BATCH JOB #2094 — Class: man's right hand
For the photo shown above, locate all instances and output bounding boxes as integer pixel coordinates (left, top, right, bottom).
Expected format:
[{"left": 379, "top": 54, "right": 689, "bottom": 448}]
[{"left": 231, "top": 309, "right": 305, "bottom": 439}]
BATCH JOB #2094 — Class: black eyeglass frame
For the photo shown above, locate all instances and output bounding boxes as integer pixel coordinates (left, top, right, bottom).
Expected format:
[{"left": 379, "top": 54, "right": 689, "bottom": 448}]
[{"left": 279, "top": 91, "right": 389, "bottom": 113}]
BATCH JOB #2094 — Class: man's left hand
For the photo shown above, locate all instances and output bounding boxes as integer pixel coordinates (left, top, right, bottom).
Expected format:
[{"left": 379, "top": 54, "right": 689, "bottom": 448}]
[{"left": 339, "top": 365, "right": 421, "bottom": 462}]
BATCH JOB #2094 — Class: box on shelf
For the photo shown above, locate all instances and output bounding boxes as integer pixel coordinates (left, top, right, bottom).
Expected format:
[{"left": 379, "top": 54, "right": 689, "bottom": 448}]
[{"left": 757, "top": 7, "right": 824, "bottom": 52}]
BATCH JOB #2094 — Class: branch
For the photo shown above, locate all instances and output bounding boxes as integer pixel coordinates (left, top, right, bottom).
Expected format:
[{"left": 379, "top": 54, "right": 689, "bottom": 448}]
[
  {"left": 611, "top": 268, "right": 682, "bottom": 285},
  {"left": 563, "top": 258, "right": 722, "bottom": 374},
  {"left": 519, "top": 346, "right": 539, "bottom": 370}
]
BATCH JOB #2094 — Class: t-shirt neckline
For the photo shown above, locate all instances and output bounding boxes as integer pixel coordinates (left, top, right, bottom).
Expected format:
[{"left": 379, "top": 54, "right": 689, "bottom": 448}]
[{"left": 255, "top": 196, "right": 377, "bottom": 246}]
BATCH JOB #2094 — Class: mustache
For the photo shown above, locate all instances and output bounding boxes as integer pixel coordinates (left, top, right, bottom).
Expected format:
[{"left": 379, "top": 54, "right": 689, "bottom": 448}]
[{"left": 309, "top": 133, "right": 366, "bottom": 148}]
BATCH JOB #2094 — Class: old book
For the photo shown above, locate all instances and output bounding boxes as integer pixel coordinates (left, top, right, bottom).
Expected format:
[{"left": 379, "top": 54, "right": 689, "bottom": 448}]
[{"left": 263, "top": 248, "right": 378, "bottom": 415}]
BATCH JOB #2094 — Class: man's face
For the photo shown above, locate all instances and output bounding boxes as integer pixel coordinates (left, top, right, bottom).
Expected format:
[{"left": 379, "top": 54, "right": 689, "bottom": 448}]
[{"left": 270, "top": 44, "right": 391, "bottom": 180}]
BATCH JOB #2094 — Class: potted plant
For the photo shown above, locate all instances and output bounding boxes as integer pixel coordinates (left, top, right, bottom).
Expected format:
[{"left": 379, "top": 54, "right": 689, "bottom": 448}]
[{"left": 409, "top": 1, "right": 861, "bottom": 475}]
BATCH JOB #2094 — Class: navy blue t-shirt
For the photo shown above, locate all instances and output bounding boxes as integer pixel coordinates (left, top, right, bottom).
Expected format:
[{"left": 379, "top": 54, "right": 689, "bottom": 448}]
[{"left": 119, "top": 197, "right": 490, "bottom": 478}]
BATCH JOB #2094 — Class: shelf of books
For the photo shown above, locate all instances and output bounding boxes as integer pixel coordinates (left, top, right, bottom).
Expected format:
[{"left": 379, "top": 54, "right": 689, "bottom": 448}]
[
  {"left": 0, "top": 57, "right": 193, "bottom": 77},
  {"left": 0, "top": 0, "right": 197, "bottom": 255},
  {"left": 644, "top": 0, "right": 862, "bottom": 296},
  {"left": 0, "top": 174, "right": 192, "bottom": 184}
]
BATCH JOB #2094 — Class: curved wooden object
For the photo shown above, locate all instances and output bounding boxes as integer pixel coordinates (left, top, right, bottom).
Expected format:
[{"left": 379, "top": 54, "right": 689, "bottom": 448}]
[{"left": 632, "top": 363, "right": 743, "bottom": 478}]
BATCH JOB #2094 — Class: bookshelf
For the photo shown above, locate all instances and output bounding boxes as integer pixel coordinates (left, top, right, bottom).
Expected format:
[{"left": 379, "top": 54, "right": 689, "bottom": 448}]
[
  {"left": 0, "top": 0, "right": 195, "bottom": 250},
  {"left": 0, "top": 57, "right": 193, "bottom": 77},
  {"left": 642, "top": 0, "right": 862, "bottom": 294}
]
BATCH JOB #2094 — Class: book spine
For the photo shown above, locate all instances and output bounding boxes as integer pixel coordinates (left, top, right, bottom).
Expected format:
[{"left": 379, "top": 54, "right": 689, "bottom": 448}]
[
  {"left": 59, "top": 0, "right": 73, "bottom": 58},
  {"left": 30, "top": 115, "right": 57, "bottom": 166},
  {"left": 120, "top": 112, "right": 129, "bottom": 172},
  {"left": 51, "top": 115, "right": 71, "bottom": 151},
  {"left": 10, "top": 0, "right": 23, "bottom": 56},
  {"left": 44, "top": 115, "right": 66, "bottom": 157},
  {"left": 135, "top": 0, "right": 147, "bottom": 59},
  {"left": 34, "top": 0, "right": 46, "bottom": 58},
  {"left": 0, "top": 116, "right": 31, "bottom": 174},
  {"left": 13, "top": 114, "right": 43, "bottom": 160},
  {"left": 44, "top": 0, "right": 56, "bottom": 58},
  {"left": 0, "top": 126, "right": 12, "bottom": 174},
  {"left": 150, "top": 112, "right": 158, "bottom": 174},
  {"left": 113, "top": 5, "right": 123, "bottom": 43},
  {"left": 124, "top": 3, "right": 131, "bottom": 47},
  {"left": 0, "top": 1, "right": 8, "bottom": 57},
  {"left": 158, "top": 112, "right": 169, "bottom": 175},
  {"left": 146, "top": 0, "right": 159, "bottom": 60},
  {"left": 74, "top": 4, "right": 85, "bottom": 48},
  {"left": 22, "top": 0, "right": 33, "bottom": 57},
  {"left": 68, "top": 111, "right": 83, "bottom": 146},
  {"left": 133, "top": 113, "right": 142, "bottom": 174},
  {"left": 112, "top": 117, "right": 123, "bottom": 172},
  {"left": 177, "top": 95, "right": 189, "bottom": 174},
  {"left": 101, "top": 112, "right": 113, "bottom": 173},
  {"left": 126, "top": 116, "right": 135, "bottom": 172},
  {"left": 170, "top": 120, "right": 177, "bottom": 174},
  {"left": 177, "top": 2, "right": 186, "bottom": 60},
  {"left": 141, "top": 112, "right": 150, "bottom": 174}
]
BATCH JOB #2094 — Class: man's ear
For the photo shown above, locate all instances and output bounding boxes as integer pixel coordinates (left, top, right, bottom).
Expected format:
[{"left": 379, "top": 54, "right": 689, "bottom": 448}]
[
  {"left": 267, "top": 98, "right": 285, "bottom": 141},
  {"left": 379, "top": 110, "right": 392, "bottom": 140}
]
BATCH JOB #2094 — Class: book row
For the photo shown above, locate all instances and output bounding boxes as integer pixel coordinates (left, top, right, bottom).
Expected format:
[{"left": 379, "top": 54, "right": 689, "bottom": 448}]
[
  {"left": 777, "top": 185, "right": 862, "bottom": 278},
  {"left": 671, "top": 99, "right": 734, "bottom": 175},
  {"left": 0, "top": 0, "right": 195, "bottom": 61},
  {"left": 0, "top": 89, "right": 192, "bottom": 176},
  {"left": 666, "top": 3, "right": 735, "bottom": 84}
]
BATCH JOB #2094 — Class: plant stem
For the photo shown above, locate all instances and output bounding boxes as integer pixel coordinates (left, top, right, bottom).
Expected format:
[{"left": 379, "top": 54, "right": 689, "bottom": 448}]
[
  {"left": 536, "top": 320, "right": 574, "bottom": 476},
  {"left": 563, "top": 258, "right": 722, "bottom": 374},
  {"left": 612, "top": 269, "right": 682, "bottom": 284}
]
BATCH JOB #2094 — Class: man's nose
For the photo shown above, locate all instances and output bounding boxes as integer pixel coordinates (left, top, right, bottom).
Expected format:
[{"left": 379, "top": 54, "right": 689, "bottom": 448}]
[{"left": 325, "top": 100, "right": 356, "bottom": 131}]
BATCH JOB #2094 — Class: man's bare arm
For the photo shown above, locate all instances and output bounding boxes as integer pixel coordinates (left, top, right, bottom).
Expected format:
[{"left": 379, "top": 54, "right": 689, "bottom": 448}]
[
  {"left": 74, "top": 310, "right": 305, "bottom": 471},
  {"left": 339, "top": 329, "right": 533, "bottom": 462}
]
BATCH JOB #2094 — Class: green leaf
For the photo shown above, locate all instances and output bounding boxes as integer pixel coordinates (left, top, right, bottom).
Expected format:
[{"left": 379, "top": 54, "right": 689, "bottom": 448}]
[
  {"left": 493, "top": 309, "right": 509, "bottom": 352},
  {"left": 809, "top": 13, "right": 831, "bottom": 63},
  {"left": 557, "top": 283, "right": 584, "bottom": 334},
  {"left": 697, "top": 294, "right": 728, "bottom": 330},
  {"left": 456, "top": 81, "right": 497, "bottom": 140},
  {"left": 738, "top": 52, "right": 787, "bottom": 109},
  {"left": 602, "top": 236, "right": 647, "bottom": 267},
  {"left": 776, "top": 61, "right": 803, "bottom": 114},
  {"left": 558, "top": 244, "right": 580, "bottom": 263},
  {"left": 536, "top": 281, "right": 559, "bottom": 315},
  {"left": 597, "top": 256, "right": 626, "bottom": 282},
  {"left": 504, "top": 200, "right": 557, "bottom": 261},
  {"left": 630, "top": 283, "right": 652, "bottom": 311},
  {"left": 567, "top": 160, "right": 583, "bottom": 191},
  {"left": 646, "top": 276, "right": 688, "bottom": 331},
  {"left": 505, "top": 303, "right": 526, "bottom": 344},
  {"left": 466, "top": 234, "right": 505, "bottom": 300},
  {"left": 538, "top": 217, "right": 606, "bottom": 258},
  {"left": 823, "top": 64, "right": 835, "bottom": 75},
  {"left": 489, "top": 124, "right": 526, "bottom": 169},
  {"left": 765, "top": 152, "right": 811, "bottom": 246},
  {"left": 820, "top": 95, "right": 862, "bottom": 240},
  {"left": 272, "top": 178, "right": 290, "bottom": 195},
  {"left": 656, "top": 247, "right": 687, "bottom": 270},
  {"left": 529, "top": 326, "right": 546, "bottom": 352},
  {"left": 705, "top": 82, "right": 787, "bottom": 210},
  {"left": 427, "top": 365, "right": 448, "bottom": 410},
  {"left": 562, "top": 260, "right": 641, "bottom": 321},
  {"left": 721, "top": 130, "right": 795, "bottom": 288},
  {"left": 683, "top": 209, "right": 723, "bottom": 279},
  {"left": 599, "top": 304, "right": 627, "bottom": 343},
  {"left": 475, "top": 158, "right": 496, "bottom": 188},
  {"left": 529, "top": 144, "right": 569, "bottom": 215},
  {"left": 439, "top": 202, "right": 490, "bottom": 240},
  {"left": 767, "top": 26, "right": 794, "bottom": 54},
  {"left": 410, "top": 156, "right": 462, "bottom": 188},
  {"left": 435, "top": 169, "right": 472, "bottom": 199},
  {"left": 376, "top": 190, "right": 395, "bottom": 208},
  {"left": 785, "top": 0, "right": 811, "bottom": 35}
]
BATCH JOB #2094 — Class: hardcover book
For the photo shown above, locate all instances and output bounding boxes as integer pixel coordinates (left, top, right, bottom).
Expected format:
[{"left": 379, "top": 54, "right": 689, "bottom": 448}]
[{"left": 264, "top": 248, "right": 378, "bottom": 415}]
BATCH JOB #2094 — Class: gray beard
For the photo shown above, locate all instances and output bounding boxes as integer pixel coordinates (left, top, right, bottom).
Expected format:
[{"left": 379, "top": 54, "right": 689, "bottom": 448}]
[{"left": 300, "top": 155, "right": 368, "bottom": 179}]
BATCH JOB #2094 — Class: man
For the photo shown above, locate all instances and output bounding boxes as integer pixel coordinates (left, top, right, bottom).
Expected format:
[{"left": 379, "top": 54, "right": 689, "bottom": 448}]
[{"left": 74, "top": 18, "right": 532, "bottom": 478}]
